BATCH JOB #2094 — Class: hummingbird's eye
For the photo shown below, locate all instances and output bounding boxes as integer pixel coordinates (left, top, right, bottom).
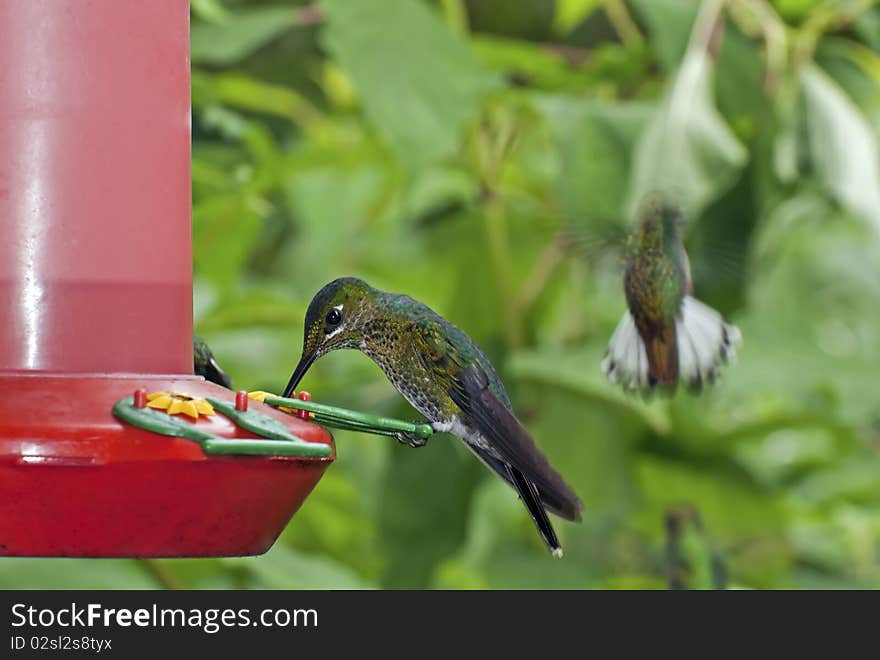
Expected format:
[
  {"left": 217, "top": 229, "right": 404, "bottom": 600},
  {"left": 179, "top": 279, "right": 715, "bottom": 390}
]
[{"left": 325, "top": 308, "right": 342, "bottom": 327}]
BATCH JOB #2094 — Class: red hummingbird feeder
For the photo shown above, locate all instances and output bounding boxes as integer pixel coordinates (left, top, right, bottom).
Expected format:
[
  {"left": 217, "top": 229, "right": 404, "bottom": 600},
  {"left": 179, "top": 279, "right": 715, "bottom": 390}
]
[{"left": 0, "top": 1, "right": 334, "bottom": 557}]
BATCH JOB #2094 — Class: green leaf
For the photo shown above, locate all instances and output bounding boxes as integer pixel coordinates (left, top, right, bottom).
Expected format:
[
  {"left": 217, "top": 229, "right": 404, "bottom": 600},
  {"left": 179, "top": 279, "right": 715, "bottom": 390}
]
[
  {"left": 772, "top": 0, "right": 823, "bottom": 22},
  {"left": 226, "top": 544, "right": 374, "bottom": 589},
  {"left": 714, "top": 25, "right": 767, "bottom": 138},
  {"left": 509, "top": 345, "right": 669, "bottom": 436},
  {"left": 815, "top": 38, "right": 880, "bottom": 132},
  {"left": 0, "top": 560, "right": 157, "bottom": 589},
  {"left": 193, "top": 195, "right": 265, "bottom": 292},
  {"left": 800, "top": 63, "right": 880, "bottom": 237},
  {"left": 634, "top": 458, "right": 787, "bottom": 540},
  {"left": 472, "top": 35, "right": 589, "bottom": 90},
  {"left": 192, "top": 7, "right": 297, "bottom": 65},
  {"left": 320, "top": 0, "right": 496, "bottom": 171},
  {"left": 855, "top": 8, "right": 880, "bottom": 52},
  {"left": 191, "top": 0, "right": 229, "bottom": 24},
  {"left": 627, "top": 49, "right": 748, "bottom": 219},
  {"left": 378, "top": 439, "right": 481, "bottom": 587},
  {"left": 433, "top": 477, "right": 600, "bottom": 588},
  {"left": 793, "top": 455, "right": 880, "bottom": 505},
  {"left": 193, "top": 72, "right": 319, "bottom": 126},
  {"left": 540, "top": 100, "right": 652, "bottom": 226},
  {"left": 630, "top": 0, "right": 697, "bottom": 72}
]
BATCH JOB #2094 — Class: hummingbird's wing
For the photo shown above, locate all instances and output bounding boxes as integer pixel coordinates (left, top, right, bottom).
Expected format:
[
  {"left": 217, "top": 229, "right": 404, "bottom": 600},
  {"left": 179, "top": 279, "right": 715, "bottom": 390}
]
[
  {"left": 410, "top": 319, "right": 583, "bottom": 523},
  {"left": 450, "top": 363, "right": 583, "bottom": 522}
]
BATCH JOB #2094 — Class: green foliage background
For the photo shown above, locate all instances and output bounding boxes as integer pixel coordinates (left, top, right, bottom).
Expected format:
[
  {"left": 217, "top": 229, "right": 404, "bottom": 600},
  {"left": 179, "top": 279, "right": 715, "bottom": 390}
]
[{"left": 5, "top": 0, "right": 880, "bottom": 589}]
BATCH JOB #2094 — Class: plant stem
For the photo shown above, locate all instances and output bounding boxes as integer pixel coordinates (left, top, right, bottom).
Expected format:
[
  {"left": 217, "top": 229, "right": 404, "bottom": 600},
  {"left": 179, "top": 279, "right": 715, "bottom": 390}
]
[
  {"left": 511, "top": 232, "right": 569, "bottom": 323},
  {"left": 604, "top": 0, "right": 645, "bottom": 47},
  {"left": 440, "top": 0, "right": 470, "bottom": 37},
  {"left": 687, "top": 0, "right": 728, "bottom": 58},
  {"left": 794, "top": 0, "right": 879, "bottom": 65},
  {"left": 728, "top": 0, "right": 788, "bottom": 93},
  {"left": 140, "top": 559, "right": 182, "bottom": 590}
]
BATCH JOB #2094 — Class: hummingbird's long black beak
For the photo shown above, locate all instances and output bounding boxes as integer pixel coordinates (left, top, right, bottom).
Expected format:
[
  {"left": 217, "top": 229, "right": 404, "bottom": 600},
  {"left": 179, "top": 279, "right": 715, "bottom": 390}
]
[{"left": 282, "top": 352, "right": 317, "bottom": 397}]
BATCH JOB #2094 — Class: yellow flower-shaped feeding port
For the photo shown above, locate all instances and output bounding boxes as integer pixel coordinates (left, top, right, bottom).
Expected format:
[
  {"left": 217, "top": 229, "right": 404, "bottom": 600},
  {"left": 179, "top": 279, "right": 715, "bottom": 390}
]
[
  {"left": 248, "top": 391, "right": 313, "bottom": 418},
  {"left": 146, "top": 392, "right": 215, "bottom": 420}
]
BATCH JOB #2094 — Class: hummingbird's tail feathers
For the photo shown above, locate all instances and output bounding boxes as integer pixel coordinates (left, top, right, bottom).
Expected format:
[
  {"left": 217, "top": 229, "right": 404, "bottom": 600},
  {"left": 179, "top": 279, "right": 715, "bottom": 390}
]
[
  {"left": 602, "top": 300, "right": 741, "bottom": 393},
  {"left": 601, "top": 311, "right": 651, "bottom": 391},
  {"left": 467, "top": 444, "right": 581, "bottom": 522},
  {"left": 644, "top": 321, "right": 679, "bottom": 387},
  {"left": 505, "top": 464, "right": 564, "bottom": 557},
  {"left": 675, "top": 296, "right": 741, "bottom": 392}
]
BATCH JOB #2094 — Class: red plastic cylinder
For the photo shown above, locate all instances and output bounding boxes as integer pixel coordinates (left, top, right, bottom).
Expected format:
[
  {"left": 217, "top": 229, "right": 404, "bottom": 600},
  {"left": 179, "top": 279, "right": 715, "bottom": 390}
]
[{"left": 0, "top": 1, "right": 192, "bottom": 373}]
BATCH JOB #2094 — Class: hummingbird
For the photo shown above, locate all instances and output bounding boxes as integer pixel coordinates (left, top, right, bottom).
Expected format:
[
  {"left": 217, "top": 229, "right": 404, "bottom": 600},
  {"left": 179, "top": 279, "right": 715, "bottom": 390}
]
[
  {"left": 283, "top": 277, "right": 583, "bottom": 557},
  {"left": 602, "top": 194, "right": 742, "bottom": 392},
  {"left": 193, "top": 335, "right": 232, "bottom": 389},
  {"left": 665, "top": 505, "right": 726, "bottom": 590}
]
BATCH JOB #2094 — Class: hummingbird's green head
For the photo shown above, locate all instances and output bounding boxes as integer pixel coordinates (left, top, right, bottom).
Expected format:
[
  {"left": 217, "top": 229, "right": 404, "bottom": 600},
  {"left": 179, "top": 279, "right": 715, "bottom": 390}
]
[
  {"left": 632, "top": 193, "right": 684, "bottom": 252},
  {"left": 283, "top": 277, "right": 376, "bottom": 396}
]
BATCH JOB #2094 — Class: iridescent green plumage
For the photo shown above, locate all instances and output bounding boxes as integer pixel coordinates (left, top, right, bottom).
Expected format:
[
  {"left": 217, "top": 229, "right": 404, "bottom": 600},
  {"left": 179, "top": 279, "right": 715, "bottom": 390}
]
[
  {"left": 193, "top": 335, "right": 232, "bottom": 388},
  {"left": 284, "top": 277, "right": 583, "bottom": 556},
  {"left": 623, "top": 196, "right": 689, "bottom": 386}
]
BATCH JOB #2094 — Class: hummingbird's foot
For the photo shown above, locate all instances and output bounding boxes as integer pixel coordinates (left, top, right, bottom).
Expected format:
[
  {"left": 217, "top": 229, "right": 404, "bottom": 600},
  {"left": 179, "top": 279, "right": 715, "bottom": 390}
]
[{"left": 395, "top": 426, "right": 430, "bottom": 448}]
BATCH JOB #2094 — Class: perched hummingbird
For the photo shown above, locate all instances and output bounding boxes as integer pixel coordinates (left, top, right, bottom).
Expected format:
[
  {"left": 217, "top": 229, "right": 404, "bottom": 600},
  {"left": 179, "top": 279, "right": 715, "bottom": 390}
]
[
  {"left": 193, "top": 335, "right": 232, "bottom": 389},
  {"left": 602, "top": 194, "right": 742, "bottom": 392},
  {"left": 665, "top": 505, "right": 726, "bottom": 590},
  {"left": 283, "top": 278, "right": 583, "bottom": 556}
]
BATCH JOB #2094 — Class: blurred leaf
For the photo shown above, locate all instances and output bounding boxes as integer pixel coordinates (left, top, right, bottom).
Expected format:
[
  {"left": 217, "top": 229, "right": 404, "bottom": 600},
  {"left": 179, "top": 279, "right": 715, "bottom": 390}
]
[
  {"left": 321, "top": 0, "right": 496, "bottom": 171},
  {"left": 627, "top": 49, "right": 748, "bottom": 219},
  {"left": 630, "top": 0, "right": 697, "bottom": 72},
  {"left": 192, "top": 7, "right": 297, "bottom": 65},
  {"left": 0, "top": 560, "right": 157, "bottom": 589},
  {"left": 714, "top": 25, "right": 766, "bottom": 138},
  {"left": 793, "top": 455, "right": 880, "bottom": 505},
  {"left": 226, "top": 544, "right": 374, "bottom": 589},
  {"left": 855, "top": 8, "right": 880, "bottom": 52},
  {"left": 434, "top": 478, "right": 599, "bottom": 588},
  {"left": 550, "top": 101, "right": 652, "bottom": 227},
  {"left": 510, "top": 345, "right": 670, "bottom": 434},
  {"left": 197, "top": 291, "right": 305, "bottom": 332},
  {"left": 193, "top": 195, "right": 265, "bottom": 291},
  {"left": 282, "top": 450, "right": 387, "bottom": 581},
  {"left": 191, "top": 0, "right": 229, "bottom": 24},
  {"left": 815, "top": 38, "right": 880, "bottom": 130},
  {"left": 800, "top": 63, "right": 880, "bottom": 237},
  {"left": 194, "top": 71, "right": 320, "bottom": 126},
  {"left": 772, "top": 0, "right": 824, "bottom": 22},
  {"left": 378, "top": 439, "right": 481, "bottom": 587},
  {"left": 633, "top": 457, "right": 787, "bottom": 540},
  {"left": 472, "top": 35, "right": 588, "bottom": 90}
]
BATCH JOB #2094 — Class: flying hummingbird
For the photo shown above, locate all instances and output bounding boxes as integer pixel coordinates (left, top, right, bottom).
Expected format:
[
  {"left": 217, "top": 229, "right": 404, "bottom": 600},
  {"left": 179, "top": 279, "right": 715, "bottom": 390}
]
[
  {"left": 283, "top": 278, "right": 583, "bottom": 557},
  {"left": 602, "top": 194, "right": 742, "bottom": 392},
  {"left": 193, "top": 335, "right": 233, "bottom": 389}
]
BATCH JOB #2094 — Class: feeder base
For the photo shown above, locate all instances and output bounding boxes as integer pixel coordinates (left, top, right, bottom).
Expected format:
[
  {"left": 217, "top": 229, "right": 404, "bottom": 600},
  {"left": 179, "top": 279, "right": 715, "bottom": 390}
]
[{"left": 0, "top": 373, "right": 334, "bottom": 558}]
